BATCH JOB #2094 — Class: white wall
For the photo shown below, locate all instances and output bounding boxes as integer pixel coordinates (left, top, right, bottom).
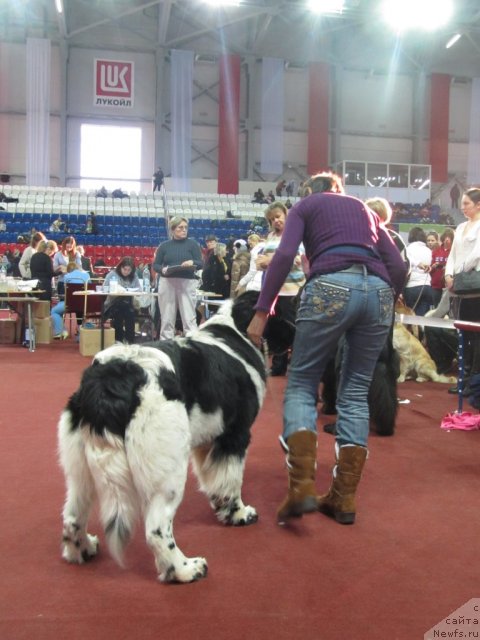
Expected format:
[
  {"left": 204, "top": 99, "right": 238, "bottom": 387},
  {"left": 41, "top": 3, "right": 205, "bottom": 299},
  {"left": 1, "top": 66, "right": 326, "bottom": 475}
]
[{"left": 0, "top": 41, "right": 474, "bottom": 191}]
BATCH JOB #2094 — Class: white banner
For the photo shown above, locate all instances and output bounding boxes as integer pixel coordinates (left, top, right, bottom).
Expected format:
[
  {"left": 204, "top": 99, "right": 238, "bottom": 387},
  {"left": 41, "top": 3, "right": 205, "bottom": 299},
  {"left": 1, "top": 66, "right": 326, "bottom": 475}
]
[
  {"left": 261, "top": 57, "right": 284, "bottom": 175},
  {"left": 171, "top": 50, "right": 193, "bottom": 192},
  {"left": 26, "top": 38, "right": 51, "bottom": 186}
]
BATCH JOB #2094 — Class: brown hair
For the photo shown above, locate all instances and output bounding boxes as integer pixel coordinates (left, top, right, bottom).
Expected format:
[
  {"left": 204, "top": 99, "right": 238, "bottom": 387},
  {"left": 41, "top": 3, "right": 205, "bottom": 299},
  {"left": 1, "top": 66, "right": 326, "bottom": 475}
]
[
  {"left": 30, "top": 232, "right": 46, "bottom": 248},
  {"left": 114, "top": 256, "right": 136, "bottom": 282}
]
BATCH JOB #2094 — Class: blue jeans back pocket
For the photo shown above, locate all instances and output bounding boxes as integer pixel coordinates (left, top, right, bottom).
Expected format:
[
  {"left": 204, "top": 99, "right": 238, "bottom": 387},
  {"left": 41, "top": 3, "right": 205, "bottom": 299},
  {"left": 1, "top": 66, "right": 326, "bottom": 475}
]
[
  {"left": 378, "top": 288, "right": 394, "bottom": 324},
  {"left": 301, "top": 279, "right": 350, "bottom": 322}
]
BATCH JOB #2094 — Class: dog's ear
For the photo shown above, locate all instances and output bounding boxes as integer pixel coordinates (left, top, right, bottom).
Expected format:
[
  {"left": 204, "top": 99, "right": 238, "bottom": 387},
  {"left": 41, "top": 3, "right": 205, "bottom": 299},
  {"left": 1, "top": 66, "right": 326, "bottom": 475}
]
[{"left": 231, "top": 291, "right": 260, "bottom": 334}]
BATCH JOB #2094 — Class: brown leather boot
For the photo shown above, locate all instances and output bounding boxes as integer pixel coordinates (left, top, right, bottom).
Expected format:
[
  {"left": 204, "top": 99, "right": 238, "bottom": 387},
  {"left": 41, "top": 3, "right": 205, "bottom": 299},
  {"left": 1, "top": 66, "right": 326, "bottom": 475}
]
[
  {"left": 317, "top": 444, "right": 367, "bottom": 525},
  {"left": 277, "top": 430, "right": 319, "bottom": 524}
]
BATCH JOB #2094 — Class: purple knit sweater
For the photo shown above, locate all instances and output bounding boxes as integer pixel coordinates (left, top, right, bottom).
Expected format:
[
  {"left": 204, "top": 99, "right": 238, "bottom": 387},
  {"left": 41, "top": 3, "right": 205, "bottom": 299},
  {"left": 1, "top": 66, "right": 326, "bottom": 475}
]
[{"left": 256, "top": 192, "right": 408, "bottom": 312}]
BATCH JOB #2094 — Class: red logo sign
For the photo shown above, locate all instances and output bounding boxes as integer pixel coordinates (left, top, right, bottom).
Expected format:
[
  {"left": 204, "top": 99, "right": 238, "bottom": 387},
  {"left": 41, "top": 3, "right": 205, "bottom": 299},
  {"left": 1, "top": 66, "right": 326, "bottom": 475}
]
[{"left": 94, "top": 59, "right": 134, "bottom": 107}]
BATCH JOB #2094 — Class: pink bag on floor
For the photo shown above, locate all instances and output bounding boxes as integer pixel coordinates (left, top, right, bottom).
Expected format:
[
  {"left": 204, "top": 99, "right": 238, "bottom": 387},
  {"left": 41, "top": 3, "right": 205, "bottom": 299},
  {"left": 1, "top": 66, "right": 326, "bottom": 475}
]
[{"left": 440, "top": 412, "right": 480, "bottom": 431}]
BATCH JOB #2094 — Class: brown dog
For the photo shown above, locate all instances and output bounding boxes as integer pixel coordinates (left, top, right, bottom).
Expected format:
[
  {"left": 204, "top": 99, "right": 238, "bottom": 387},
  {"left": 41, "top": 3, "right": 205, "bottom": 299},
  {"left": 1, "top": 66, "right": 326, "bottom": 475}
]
[{"left": 393, "top": 322, "right": 456, "bottom": 384}]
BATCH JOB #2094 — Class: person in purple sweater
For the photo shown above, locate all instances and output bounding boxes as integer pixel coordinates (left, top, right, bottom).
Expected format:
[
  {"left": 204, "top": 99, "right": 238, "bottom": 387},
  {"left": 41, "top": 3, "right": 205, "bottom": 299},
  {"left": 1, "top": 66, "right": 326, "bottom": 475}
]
[{"left": 247, "top": 172, "right": 407, "bottom": 526}]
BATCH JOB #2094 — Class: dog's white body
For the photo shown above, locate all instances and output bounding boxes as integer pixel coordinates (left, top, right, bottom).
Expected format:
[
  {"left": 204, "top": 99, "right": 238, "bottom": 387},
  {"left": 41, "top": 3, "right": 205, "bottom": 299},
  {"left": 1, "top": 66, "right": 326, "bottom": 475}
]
[
  {"left": 58, "top": 297, "right": 266, "bottom": 584},
  {"left": 393, "top": 322, "right": 456, "bottom": 384}
]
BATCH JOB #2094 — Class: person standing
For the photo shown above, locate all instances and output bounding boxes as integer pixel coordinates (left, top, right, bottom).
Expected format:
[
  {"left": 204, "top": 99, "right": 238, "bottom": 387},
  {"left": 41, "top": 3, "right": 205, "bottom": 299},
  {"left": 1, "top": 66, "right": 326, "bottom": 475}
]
[
  {"left": 445, "top": 187, "right": 480, "bottom": 395},
  {"left": 257, "top": 201, "right": 306, "bottom": 376},
  {"left": 153, "top": 166, "right": 164, "bottom": 192},
  {"left": 53, "top": 236, "right": 82, "bottom": 297},
  {"left": 19, "top": 232, "right": 46, "bottom": 279},
  {"left": 450, "top": 183, "right": 460, "bottom": 209},
  {"left": 430, "top": 228, "right": 454, "bottom": 307},
  {"left": 153, "top": 216, "right": 203, "bottom": 340},
  {"left": 404, "top": 227, "right": 433, "bottom": 316},
  {"left": 247, "top": 172, "right": 406, "bottom": 526},
  {"left": 30, "top": 240, "right": 58, "bottom": 301}
]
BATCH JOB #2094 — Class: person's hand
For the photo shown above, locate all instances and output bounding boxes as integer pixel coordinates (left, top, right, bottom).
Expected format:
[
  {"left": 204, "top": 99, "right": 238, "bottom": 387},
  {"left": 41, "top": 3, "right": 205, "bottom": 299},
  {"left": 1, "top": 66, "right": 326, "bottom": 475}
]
[
  {"left": 181, "top": 260, "right": 194, "bottom": 267},
  {"left": 247, "top": 311, "right": 268, "bottom": 349},
  {"left": 445, "top": 274, "right": 454, "bottom": 290},
  {"left": 256, "top": 255, "right": 271, "bottom": 270}
]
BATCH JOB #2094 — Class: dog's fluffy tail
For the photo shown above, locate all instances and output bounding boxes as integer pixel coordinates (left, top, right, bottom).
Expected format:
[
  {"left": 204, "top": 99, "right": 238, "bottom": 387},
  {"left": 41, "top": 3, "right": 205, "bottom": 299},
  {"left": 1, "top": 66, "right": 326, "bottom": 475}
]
[{"left": 84, "top": 432, "right": 139, "bottom": 567}]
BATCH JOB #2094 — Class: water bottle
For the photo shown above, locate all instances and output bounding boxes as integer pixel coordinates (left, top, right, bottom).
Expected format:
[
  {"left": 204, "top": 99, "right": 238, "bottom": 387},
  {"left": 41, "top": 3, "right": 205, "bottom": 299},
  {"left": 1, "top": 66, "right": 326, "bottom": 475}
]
[
  {"left": 109, "top": 273, "right": 119, "bottom": 293},
  {"left": 142, "top": 265, "right": 151, "bottom": 293}
]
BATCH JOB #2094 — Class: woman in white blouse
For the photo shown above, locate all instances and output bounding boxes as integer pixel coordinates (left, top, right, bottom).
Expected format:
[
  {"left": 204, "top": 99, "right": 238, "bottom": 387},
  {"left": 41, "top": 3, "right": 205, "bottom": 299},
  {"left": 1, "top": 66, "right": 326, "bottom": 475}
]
[{"left": 445, "top": 187, "right": 480, "bottom": 393}]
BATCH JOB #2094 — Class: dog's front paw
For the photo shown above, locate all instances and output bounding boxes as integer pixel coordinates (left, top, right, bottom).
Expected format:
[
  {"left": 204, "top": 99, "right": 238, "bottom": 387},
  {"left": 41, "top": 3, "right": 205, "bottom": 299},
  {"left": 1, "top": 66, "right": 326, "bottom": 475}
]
[
  {"left": 62, "top": 530, "right": 99, "bottom": 564},
  {"left": 229, "top": 504, "right": 258, "bottom": 526},
  {"left": 159, "top": 557, "right": 208, "bottom": 584}
]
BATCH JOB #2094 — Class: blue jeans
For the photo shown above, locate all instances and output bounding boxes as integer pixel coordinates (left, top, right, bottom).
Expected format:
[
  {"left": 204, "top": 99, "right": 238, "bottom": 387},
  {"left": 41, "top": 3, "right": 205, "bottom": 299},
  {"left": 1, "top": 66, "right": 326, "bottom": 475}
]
[
  {"left": 51, "top": 301, "right": 65, "bottom": 335},
  {"left": 283, "top": 267, "right": 394, "bottom": 447}
]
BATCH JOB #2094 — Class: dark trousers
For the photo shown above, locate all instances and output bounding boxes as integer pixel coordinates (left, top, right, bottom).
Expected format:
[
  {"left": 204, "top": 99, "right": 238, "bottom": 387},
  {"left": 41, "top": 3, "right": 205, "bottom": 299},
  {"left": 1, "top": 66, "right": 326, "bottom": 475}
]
[{"left": 107, "top": 300, "right": 136, "bottom": 343}]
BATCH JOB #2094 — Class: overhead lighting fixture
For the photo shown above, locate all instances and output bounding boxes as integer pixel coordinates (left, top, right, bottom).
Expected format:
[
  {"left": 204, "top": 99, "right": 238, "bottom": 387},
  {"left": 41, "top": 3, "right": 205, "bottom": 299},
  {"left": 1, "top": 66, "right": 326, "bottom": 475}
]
[
  {"left": 202, "top": 0, "right": 241, "bottom": 6},
  {"left": 446, "top": 33, "right": 462, "bottom": 48},
  {"left": 381, "top": 0, "right": 453, "bottom": 31},
  {"left": 307, "top": 0, "right": 345, "bottom": 15},
  {"left": 55, "top": 0, "right": 63, "bottom": 14}
]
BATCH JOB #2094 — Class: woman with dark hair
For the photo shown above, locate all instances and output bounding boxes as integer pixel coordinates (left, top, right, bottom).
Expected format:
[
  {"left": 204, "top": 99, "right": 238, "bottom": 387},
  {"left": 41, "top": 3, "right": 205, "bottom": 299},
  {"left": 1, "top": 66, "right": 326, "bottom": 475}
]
[
  {"left": 103, "top": 256, "right": 141, "bottom": 343},
  {"left": 247, "top": 171, "right": 406, "bottom": 526},
  {"left": 404, "top": 226, "right": 433, "bottom": 315},
  {"left": 445, "top": 187, "right": 480, "bottom": 394},
  {"left": 53, "top": 236, "right": 82, "bottom": 297},
  {"left": 30, "top": 240, "right": 58, "bottom": 301}
]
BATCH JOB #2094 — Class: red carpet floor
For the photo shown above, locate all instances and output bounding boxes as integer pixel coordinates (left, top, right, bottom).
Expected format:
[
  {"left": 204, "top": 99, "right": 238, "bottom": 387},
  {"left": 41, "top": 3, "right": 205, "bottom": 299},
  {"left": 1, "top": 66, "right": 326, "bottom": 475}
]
[{"left": 0, "top": 341, "right": 478, "bottom": 639}]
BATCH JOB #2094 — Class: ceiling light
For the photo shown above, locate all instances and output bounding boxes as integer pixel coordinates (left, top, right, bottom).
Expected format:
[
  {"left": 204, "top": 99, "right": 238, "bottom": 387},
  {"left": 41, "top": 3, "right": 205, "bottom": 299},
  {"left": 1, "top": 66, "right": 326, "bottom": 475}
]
[
  {"left": 381, "top": 0, "right": 453, "bottom": 31},
  {"left": 446, "top": 33, "right": 462, "bottom": 49},
  {"left": 202, "top": 0, "right": 241, "bottom": 6},
  {"left": 55, "top": 0, "right": 63, "bottom": 14},
  {"left": 307, "top": 0, "right": 345, "bottom": 15}
]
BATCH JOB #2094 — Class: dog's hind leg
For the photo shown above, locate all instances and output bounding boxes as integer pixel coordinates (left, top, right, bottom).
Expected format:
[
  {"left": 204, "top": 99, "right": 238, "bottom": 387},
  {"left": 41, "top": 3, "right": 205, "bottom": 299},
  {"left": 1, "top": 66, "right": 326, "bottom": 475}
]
[
  {"left": 126, "top": 397, "right": 207, "bottom": 583},
  {"left": 58, "top": 411, "right": 99, "bottom": 564},
  {"left": 191, "top": 446, "right": 258, "bottom": 526},
  {"left": 143, "top": 494, "right": 208, "bottom": 583}
]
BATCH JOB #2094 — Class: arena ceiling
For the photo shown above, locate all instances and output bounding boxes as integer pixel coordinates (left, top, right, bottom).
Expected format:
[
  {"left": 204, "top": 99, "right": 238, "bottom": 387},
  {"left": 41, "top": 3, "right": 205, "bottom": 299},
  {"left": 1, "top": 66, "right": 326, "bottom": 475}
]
[{"left": 2, "top": 0, "right": 480, "bottom": 77}]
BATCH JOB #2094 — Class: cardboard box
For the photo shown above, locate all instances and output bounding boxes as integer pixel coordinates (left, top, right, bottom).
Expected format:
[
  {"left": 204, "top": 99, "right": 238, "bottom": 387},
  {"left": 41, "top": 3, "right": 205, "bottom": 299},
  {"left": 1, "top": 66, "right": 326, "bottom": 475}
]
[
  {"left": 34, "top": 317, "right": 53, "bottom": 344},
  {"left": 79, "top": 327, "right": 115, "bottom": 357},
  {"left": 33, "top": 301, "right": 51, "bottom": 319},
  {"left": 0, "top": 318, "right": 16, "bottom": 344}
]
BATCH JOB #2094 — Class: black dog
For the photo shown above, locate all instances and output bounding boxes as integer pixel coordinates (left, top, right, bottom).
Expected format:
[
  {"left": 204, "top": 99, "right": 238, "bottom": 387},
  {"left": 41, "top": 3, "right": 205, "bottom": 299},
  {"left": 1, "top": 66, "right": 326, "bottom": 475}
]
[{"left": 321, "top": 330, "right": 400, "bottom": 437}]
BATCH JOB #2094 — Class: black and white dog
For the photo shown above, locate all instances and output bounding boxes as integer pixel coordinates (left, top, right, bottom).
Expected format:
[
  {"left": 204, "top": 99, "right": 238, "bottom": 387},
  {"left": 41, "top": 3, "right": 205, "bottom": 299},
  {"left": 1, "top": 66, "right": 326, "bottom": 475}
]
[{"left": 58, "top": 292, "right": 266, "bottom": 584}]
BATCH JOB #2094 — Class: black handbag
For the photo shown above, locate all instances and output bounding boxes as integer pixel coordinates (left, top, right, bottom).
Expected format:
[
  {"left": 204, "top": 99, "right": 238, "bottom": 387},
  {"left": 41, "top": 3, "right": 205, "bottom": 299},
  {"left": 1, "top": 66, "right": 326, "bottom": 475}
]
[{"left": 452, "top": 270, "right": 480, "bottom": 295}]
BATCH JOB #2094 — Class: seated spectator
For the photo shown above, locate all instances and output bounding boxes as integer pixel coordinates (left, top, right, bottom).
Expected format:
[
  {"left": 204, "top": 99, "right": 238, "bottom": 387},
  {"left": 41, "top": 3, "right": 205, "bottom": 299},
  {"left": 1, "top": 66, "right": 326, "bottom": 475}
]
[
  {"left": 85, "top": 211, "right": 98, "bottom": 234},
  {"left": 96, "top": 186, "right": 108, "bottom": 198},
  {"left": 103, "top": 256, "right": 140, "bottom": 343},
  {"left": 49, "top": 216, "right": 65, "bottom": 233},
  {"left": 77, "top": 245, "right": 94, "bottom": 277},
  {"left": 112, "top": 188, "right": 129, "bottom": 199},
  {"left": 51, "top": 261, "right": 91, "bottom": 340},
  {"left": 0, "top": 218, "right": 6, "bottom": 231},
  {"left": 0, "top": 191, "right": 19, "bottom": 203},
  {"left": 252, "top": 188, "right": 267, "bottom": 204}
]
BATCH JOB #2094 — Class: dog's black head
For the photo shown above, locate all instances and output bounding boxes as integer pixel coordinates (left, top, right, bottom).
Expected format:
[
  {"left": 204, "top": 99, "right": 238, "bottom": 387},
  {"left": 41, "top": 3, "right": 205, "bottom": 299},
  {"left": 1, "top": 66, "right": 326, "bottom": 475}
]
[{"left": 230, "top": 290, "right": 295, "bottom": 355}]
